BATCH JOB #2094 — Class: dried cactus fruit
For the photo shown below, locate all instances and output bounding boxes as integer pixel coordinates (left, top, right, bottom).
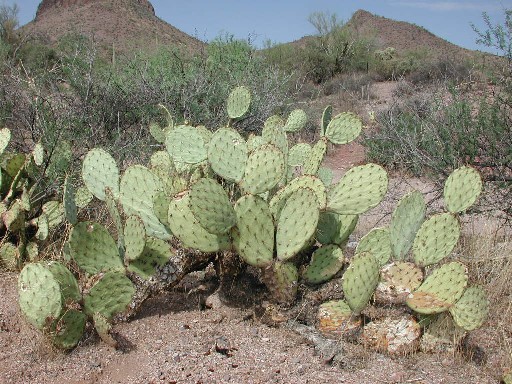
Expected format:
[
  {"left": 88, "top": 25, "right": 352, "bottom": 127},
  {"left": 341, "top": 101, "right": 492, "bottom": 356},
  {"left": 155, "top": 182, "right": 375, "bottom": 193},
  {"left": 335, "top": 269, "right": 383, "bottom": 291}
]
[
  {"left": 406, "top": 262, "right": 468, "bottom": 314},
  {"left": 189, "top": 178, "right": 236, "bottom": 235},
  {"left": 412, "top": 213, "right": 460, "bottom": 267},
  {"left": 303, "top": 139, "right": 327, "bottom": 175},
  {"left": 239, "top": 144, "right": 285, "bottom": 195},
  {"left": 82, "top": 148, "right": 119, "bottom": 201},
  {"left": 361, "top": 316, "right": 421, "bottom": 355},
  {"left": 356, "top": 227, "right": 392, "bottom": 266},
  {"left": 375, "top": 262, "right": 424, "bottom": 305},
  {"left": 390, "top": 191, "right": 425, "bottom": 260},
  {"left": 284, "top": 109, "right": 308, "bottom": 133},
  {"left": 83, "top": 271, "right": 135, "bottom": 319},
  {"left": 227, "top": 86, "right": 251, "bottom": 119},
  {"left": 324, "top": 112, "right": 362, "bottom": 144},
  {"left": 166, "top": 125, "right": 207, "bottom": 164},
  {"left": 69, "top": 221, "right": 123, "bottom": 274},
  {"left": 168, "top": 192, "right": 230, "bottom": 252},
  {"left": 208, "top": 127, "right": 247, "bottom": 182},
  {"left": 327, "top": 163, "right": 388, "bottom": 215},
  {"left": 342, "top": 252, "right": 380, "bottom": 314},
  {"left": 444, "top": 166, "right": 482, "bottom": 213},
  {"left": 123, "top": 215, "right": 146, "bottom": 262},
  {"left": 304, "top": 244, "right": 344, "bottom": 284},
  {"left": 276, "top": 187, "right": 319, "bottom": 261},
  {"left": 126, "top": 237, "right": 172, "bottom": 279},
  {"left": 449, "top": 285, "right": 489, "bottom": 331},
  {"left": 232, "top": 194, "right": 274, "bottom": 267},
  {"left": 316, "top": 212, "right": 358, "bottom": 246},
  {"left": 317, "top": 299, "right": 361, "bottom": 339}
]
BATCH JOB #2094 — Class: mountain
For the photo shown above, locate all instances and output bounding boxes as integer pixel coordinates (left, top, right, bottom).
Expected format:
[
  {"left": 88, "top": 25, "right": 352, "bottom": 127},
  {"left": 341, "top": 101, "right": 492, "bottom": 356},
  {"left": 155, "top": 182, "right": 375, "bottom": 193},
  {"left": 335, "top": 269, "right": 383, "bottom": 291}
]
[{"left": 22, "top": 0, "right": 204, "bottom": 54}]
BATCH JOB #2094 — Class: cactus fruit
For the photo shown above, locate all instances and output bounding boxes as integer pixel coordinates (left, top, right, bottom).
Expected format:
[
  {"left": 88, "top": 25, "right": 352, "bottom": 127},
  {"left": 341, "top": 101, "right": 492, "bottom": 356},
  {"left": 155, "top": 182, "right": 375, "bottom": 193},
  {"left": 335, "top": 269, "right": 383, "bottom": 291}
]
[
  {"left": 444, "top": 166, "right": 482, "bottom": 213},
  {"left": 284, "top": 109, "right": 308, "bottom": 133},
  {"left": 389, "top": 191, "right": 425, "bottom": 260},
  {"left": 239, "top": 144, "right": 285, "bottom": 194},
  {"left": 166, "top": 125, "right": 207, "bottom": 164},
  {"left": 208, "top": 127, "right": 248, "bottom": 182},
  {"left": 317, "top": 299, "right": 361, "bottom": 339},
  {"left": 303, "top": 244, "right": 344, "bottom": 284},
  {"left": 316, "top": 212, "right": 358, "bottom": 246},
  {"left": 189, "top": 178, "right": 236, "bottom": 235},
  {"left": 342, "top": 252, "right": 380, "bottom": 314},
  {"left": 83, "top": 271, "right": 135, "bottom": 319},
  {"left": 69, "top": 221, "right": 123, "bottom": 274},
  {"left": 276, "top": 187, "right": 319, "bottom": 261},
  {"left": 406, "top": 262, "right": 468, "bottom": 314},
  {"left": 449, "top": 285, "right": 489, "bottom": 331},
  {"left": 82, "top": 148, "right": 120, "bottom": 201},
  {"left": 327, "top": 163, "right": 388, "bottom": 215},
  {"left": 232, "top": 195, "right": 274, "bottom": 267},
  {"left": 324, "top": 112, "right": 362, "bottom": 145},
  {"left": 412, "top": 213, "right": 460, "bottom": 267},
  {"left": 375, "top": 262, "right": 423, "bottom": 304},
  {"left": 355, "top": 227, "right": 392, "bottom": 266},
  {"left": 227, "top": 86, "right": 251, "bottom": 120},
  {"left": 123, "top": 215, "right": 146, "bottom": 262}
]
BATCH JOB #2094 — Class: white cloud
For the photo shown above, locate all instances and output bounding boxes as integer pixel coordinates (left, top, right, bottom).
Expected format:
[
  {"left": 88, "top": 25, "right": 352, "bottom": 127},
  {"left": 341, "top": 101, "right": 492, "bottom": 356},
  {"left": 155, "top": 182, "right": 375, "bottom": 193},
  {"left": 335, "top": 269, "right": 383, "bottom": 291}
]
[{"left": 391, "top": 1, "right": 500, "bottom": 11}]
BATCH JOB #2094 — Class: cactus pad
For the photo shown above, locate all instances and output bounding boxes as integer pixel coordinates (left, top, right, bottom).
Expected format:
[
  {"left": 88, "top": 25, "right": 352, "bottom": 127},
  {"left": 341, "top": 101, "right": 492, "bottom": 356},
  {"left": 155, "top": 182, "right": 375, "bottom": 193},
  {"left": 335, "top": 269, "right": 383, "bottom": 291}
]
[
  {"left": 189, "top": 178, "right": 236, "bottom": 235},
  {"left": 127, "top": 237, "right": 172, "bottom": 279},
  {"left": 123, "top": 215, "right": 146, "bottom": 262},
  {"left": 149, "top": 122, "right": 166, "bottom": 144},
  {"left": 42, "top": 200, "right": 64, "bottom": 229},
  {"left": 361, "top": 316, "right": 421, "bottom": 355},
  {"left": 84, "top": 271, "right": 135, "bottom": 319},
  {"left": 32, "top": 142, "right": 44, "bottom": 166},
  {"left": 232, "top": 195, "right": 274, "bottom": 267},
  {"left": 316, "top": 167, "right": 333, "bottom": 186},
  {"left": 0, "top": 243, "right": 18, "bottom": 270},
  {"left": 449, "top": 285, "right": 489, "bottom": 331},
  {"left": 75, "top": 186, "right": 93, "bottom": 209},
  {"left": 320, "top": 105, "right": 333, "bottom": 136},
  {"left": 264, "top": 261, "right": 299, "bottom": 304},
  {"left": 316, "top": 212, "right": 358, "bottom": 245},
  {"left": 227, "top": 86, "right": 251, "bottom": 119},
  {"left": 288, "top": 143, "right": 312, "bottom": 167},
  {"left": 304, "top": 245, "right": 344, "bottom": 284},
  {"left": 284, "top": 109, "right": 308, "bottom": 133},
  {"left": 342, "top": 252, "right": 380, "bottom": 314},
  {"left": 0, "top": 127, "right": 10, "bottom": 155},
  {"left": 276, "top": 187, "right": 319, "bottom": 261},
  {"left": 327, "top": 163, "right": 388, "bottom": 215},
  {"left": 356, "top": 227, "right": 392, "bottom": 266},
  {"left": 49, "top": 309, "right": 86, "bottom": 350},
  {"left": 406, "top": 262, "right": 468, "bottom": 314},
  {"left": 63, "top": 176, "right": 78, "bottom": 225},
  {"left": 390, "top": 190, "right": 425, "bottom": 260},
  {"left": 239, "top": 144, "right": 285, "bottom": 195},
  {"left": 208, "top": 127, "right": 247, "bottom": 182},
  {"left": 47, "top": 261, "right": 81, "bottom": 303},
  {"left": 166, "top": 125, "right": 207, "bottom": 164},
  {"left": 317, "top": 299, "right": 361, "bottom": 339},
  {"left": 324, "top": 112, "right": 362, "bottom": 144},
  {"left": 412, "top": 213, "right": 460, "bottom": 266},
  {"left": 303, "top": 139, "right": 327, "bottom": 175},
  {"left": 375, "top": 262, "right": 423, "bottom": 304},
  {"left": 82, "top": 148, "right": 119, "bottom": 201},
  {"left": 444, "top": 166, "right": 482, "bottom": 213}
]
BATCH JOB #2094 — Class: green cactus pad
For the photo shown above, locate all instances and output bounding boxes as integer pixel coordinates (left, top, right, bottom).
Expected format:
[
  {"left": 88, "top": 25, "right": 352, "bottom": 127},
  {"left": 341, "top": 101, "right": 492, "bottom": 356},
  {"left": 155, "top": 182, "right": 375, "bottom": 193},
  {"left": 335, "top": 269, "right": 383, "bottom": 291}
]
[
  {"left": 412, "top": 213, "right": 460, "bottom": 267},
  {"left": 18, "top": 262, "right": 63, "bottom": 329},
  {"left": 63, "top": 176, "right": 78, "bottom": 225},
  {"left": 208, "top": 127, "right": 248, "bottom": 182},
  {"left": 123, "top": 215, "right": 147, "bottom": 262},
  {"left": 32, "top": 142, "right": 44, "bottom": 166},
  {"left": 46, "top": 140, "right": 72, "bottom": 180},
  {"left": 327, "top": 163, "right": 388, "bottom": 215},
  {"left": 390, "top": 191, "right": 426, "bottom": 260},
  {"left": 449, "top": 285, "right": 489, "bottom": 331},
  {"left": 153, "top": 192, "right": 171, "bottom": 228},
  {"left": 406, "top": 262, "right": 468, "bottom": 314},
  {"left": 168, "top": 192, "right": 230, "bottom": 252},
  {"left": 26, "top": 242, "right": 39, "bottom": 262},
  {"left": 288, "top": 143, "right": 312, "bottom": 167},
  {"left": 189, "top": 178, "right": 236, "bottom": 235},
  {"left": 265, "top": 261, "right": 299, "bottom": 304},
  {"left": 75, "top": 186, "right": 93, "bottom": 209},
  {"left": 165, "top": 125, "right": 207, "bottom": 164},
  {"left": 320, "top": 105, "right": 333, "bottom": 136},
  {"left": 264, "top": 115, "right": 285, "bottom": 130},
  {"left": 444, "top": 166, "right": 483, "bottom": 213},
  {"left": 239, "top": 144, "right": 285, "bottom": 195},
  {"left": 120, "top": 165, "right": 171, "bottom": 240},
  {"left": 284, "top": 109, "right": 308, "bottom": 133},
  {"left": 276, "top": 187, "right": 319, "bottom": 261},
  {"left": 3, "top": 153, "right": 25, "bottom": 178},
  {"left": 342, "top": 252, "right": 380, "bottom": 314},
  {"left": 127, "top": 237, "right": 172, "bottom": 279},
  {"left": 150, "top": 150, "right": 174, "bottom": 173},
  {"left": 105, "top": 188, "right": 124, "bottom": 255},
  {"left": 0, "top": 127, "right": 10, "bottom": 156},
  {"left": 34, "top": 213, "right": 49, "bottom": 241},
  {"left": 262, "top": 121, "right": 289, "bottom": 159},
  {"left": 84, "top": 271, "right": 135, "bottom": 319},
  {"left": 42, "top": 200, "right": 64, "bottom": 229},
  {"left": 316, "top": 167, "right": 334, "bottom": 186},
  {"left": 324, "top": 112, "right": 362, "bottom": 144},
  {"left": 304, "top": 245, "right": 344, "bottom": 284},
  {"left": 69, "top": 221, "right": 123, "bottom": 274},
  {"left": 232, "top": 195, "right": 274, "bottom": 267},
  {"left": 47, "top": 261, "right": 81, "bottom": 303},
  {"left": 0, "top": 242, "right": 18, "bottom": 270},
  {"left": 227, "top": 86, "right": 251, "bottom": 119},
  {"left": 82, "top": 148, "right": 120, "bottom": 201},
  {"left": 49, "top": 309, "right": 86, "bottom": 350},
  {"left": 246, "top": 134, "right": 265, "bottom": 153},
  {"left": 303, "top": 139, "right": 327, "bottom": 175},
  {"left": 3, "top": 199, "right": 25, "bottom": 232},
  {"left": 270, "top": 175, "right": 327, "bottom": 220},
  {"left": 356, "top": 227, "right": 392, "bottom": 266},
  {"left": 316, "top": 212, "right": 358, "bottom": 245},
  {"left": 149, "top": 122, "right": 166, "bottom": 143}
]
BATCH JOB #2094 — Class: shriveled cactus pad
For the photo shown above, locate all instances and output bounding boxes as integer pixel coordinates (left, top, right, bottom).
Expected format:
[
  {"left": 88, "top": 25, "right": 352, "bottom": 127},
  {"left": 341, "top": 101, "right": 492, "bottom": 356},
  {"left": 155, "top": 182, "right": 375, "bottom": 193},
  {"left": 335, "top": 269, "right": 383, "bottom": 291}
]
[
  {"left": 317, "top": 300, "right": 361, "bottom": 339},
  {"left": 362, "top": 316, "right": 421, "bottom": 355},
  {"left": 375, "top": 262, "right": 423, "bottom": 305}
]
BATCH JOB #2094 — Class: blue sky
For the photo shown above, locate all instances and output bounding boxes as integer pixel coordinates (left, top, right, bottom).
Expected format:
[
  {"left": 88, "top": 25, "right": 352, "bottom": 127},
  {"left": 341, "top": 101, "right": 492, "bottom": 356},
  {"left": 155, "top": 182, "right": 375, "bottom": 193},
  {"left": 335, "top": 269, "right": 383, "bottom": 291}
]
[{"left": 4, "top": 0, "right": 511, "bottom": 54}]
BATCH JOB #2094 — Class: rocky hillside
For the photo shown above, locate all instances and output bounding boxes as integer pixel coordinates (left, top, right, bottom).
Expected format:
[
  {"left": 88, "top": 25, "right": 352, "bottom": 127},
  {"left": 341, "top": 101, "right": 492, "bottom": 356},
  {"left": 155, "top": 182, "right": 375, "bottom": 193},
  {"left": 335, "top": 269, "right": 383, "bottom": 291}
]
[{"left": 22, "top": 0, "right": 204, "bottom": 54}]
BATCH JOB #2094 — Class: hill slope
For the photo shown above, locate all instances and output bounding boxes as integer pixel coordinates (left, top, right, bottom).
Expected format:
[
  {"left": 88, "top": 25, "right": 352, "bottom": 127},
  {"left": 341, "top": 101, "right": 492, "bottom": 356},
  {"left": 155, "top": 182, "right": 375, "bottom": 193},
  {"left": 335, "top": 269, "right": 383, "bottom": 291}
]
[{"left": 22, "top": 0, "right": 204, "bottom": 54}]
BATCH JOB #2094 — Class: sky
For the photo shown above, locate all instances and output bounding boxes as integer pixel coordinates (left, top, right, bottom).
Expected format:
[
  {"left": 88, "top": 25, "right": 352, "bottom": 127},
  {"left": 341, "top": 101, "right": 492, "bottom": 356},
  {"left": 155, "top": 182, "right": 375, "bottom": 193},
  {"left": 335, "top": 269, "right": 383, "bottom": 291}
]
[{"left": 3, "top": 0, "right": 512, "bottom": 54}]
